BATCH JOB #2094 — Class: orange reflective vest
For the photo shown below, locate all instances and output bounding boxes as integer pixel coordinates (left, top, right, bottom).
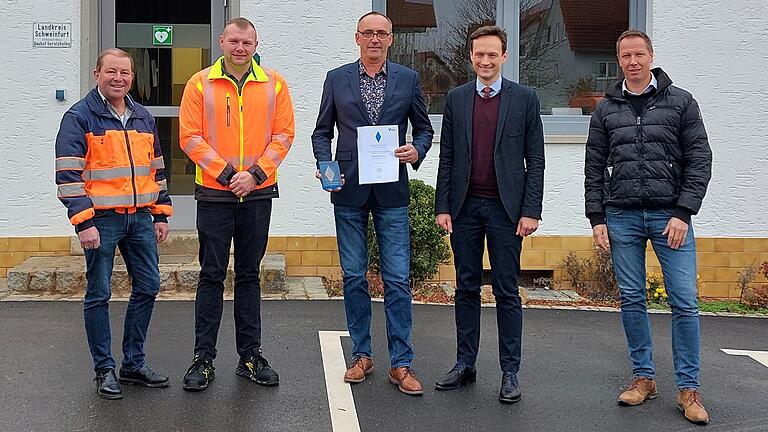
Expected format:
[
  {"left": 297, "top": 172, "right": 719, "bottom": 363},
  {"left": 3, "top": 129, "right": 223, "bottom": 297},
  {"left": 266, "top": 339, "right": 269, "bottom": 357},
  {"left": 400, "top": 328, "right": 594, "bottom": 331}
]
[
  {"left": 179, "top": 57, "right": 295, "bottom": 199},
  {"left": 55, "top": 88, "right": 173, "bottom": 231}
]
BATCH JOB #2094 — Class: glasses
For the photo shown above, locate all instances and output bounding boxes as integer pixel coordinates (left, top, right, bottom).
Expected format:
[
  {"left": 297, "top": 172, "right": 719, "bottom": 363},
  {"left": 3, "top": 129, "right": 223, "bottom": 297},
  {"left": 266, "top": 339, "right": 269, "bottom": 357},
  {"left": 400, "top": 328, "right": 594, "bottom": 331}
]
[{"left": 357, "top": 30, "right": 391, "bottom": 40}]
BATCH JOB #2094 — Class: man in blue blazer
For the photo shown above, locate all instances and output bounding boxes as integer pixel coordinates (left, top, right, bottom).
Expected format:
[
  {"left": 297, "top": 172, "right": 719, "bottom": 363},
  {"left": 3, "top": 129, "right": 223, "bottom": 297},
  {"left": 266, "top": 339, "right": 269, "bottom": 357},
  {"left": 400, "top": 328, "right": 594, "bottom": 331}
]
[
  {"left": 434, "top": 26, "right": 545, "bottom": 404},
  {"left": 311, "top": 11, "right": 433, "bottom": 396}
]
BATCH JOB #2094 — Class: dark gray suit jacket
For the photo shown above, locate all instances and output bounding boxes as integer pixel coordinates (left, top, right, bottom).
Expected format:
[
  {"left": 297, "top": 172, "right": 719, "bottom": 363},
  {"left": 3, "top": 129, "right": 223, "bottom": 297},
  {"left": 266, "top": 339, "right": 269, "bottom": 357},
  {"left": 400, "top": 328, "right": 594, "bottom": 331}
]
[
  {"left": 311, "top": 60, "right": 434, "bottom": 207},
  {"left": 435, "top": 78, "right": 545, "bottom": 222}
]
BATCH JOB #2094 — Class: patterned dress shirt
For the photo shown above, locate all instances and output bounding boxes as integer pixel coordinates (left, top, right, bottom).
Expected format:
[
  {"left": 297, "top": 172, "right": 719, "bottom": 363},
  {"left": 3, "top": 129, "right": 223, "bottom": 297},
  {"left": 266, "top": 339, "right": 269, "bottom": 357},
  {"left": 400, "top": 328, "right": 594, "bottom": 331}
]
[{"left": 359, "top": 60, "right": 387, "bottom": 124}]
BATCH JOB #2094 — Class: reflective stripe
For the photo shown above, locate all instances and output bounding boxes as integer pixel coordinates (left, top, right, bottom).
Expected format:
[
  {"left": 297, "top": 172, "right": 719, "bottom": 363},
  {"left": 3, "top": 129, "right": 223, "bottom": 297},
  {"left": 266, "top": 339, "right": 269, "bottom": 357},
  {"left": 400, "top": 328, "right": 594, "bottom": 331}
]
[
  {"left": 196, "top": 81, "right": 203, "bottom": 93},
  {"left": 264, "top": 74, "right": 276, "bottom": 148},
  {"left": 198, "top": 148, "right": 220, "bottom": 170},
  {"left": 55, "top": 157, "right": 86, "bottom": 170},
  {"left": 226, "top": 156, "right": 256, "bottom": 168},
  {"left": 82, "top": 167, "right": 130, "bottom": 180},
  {"left": 242, "top": 156, "right": 256, "bottom": 167},
  {"left": 57, "top": 182, "right": 85, "bottom": 197},
  {"left": 272, "top": 133, "right": 293, "bottom": 151},
  {"left": 136, "top": 191, "right": 160, "bottom": 205},
  {"left": 201, "top": 72, "right": 218, "bottom": 152},
  {"left": 183, "top": 136, "right": 204, "bottom": 154},
  {"left": 263, "top": 148, "right": 284, "bottom": 167},
  {"left": 91, "top": 191, "right": 159, "bottom": 207},
  {"left": 82, "top": 166, "right": 151, "bottom": 180},
  {"left": 150, "top": 157, "right": 165, "bottom": 169},
  {"left": 134, "top": 166, "right": 151, "bottom": 177},
  {"left": 156, "top": 179, "right": 168, "bottom": 191},
  {"left": 226, "top": 156, "right": 240, "bottom": 168}
]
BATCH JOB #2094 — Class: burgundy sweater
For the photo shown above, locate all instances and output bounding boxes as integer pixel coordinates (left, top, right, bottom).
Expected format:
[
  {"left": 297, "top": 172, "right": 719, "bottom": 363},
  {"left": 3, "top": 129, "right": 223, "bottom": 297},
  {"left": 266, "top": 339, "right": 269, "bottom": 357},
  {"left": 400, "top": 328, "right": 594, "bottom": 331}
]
[{"left": 468, "top": 92, "right": 501, "bottom": 198}]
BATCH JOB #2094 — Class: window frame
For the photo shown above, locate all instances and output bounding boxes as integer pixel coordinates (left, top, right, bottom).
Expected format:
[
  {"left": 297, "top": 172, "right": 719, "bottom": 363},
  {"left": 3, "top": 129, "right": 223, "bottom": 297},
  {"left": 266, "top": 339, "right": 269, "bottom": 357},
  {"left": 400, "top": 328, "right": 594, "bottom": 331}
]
[{"left": 373, "top": 0, "right": 648, "bottom": 141}]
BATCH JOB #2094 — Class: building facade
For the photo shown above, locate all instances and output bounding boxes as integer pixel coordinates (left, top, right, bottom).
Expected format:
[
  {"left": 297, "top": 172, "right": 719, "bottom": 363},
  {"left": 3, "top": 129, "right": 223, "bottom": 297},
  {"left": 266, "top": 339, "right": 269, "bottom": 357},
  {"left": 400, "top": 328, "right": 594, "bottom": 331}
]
[{"left": 0, "top": 0, "right": 766, "bottom": 298}]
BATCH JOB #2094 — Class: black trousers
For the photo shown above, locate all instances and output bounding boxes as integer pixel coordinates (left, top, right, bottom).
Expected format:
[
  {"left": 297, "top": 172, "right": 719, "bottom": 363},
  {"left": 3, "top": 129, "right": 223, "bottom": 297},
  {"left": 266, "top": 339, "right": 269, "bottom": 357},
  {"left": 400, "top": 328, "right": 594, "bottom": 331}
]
[
  {"left": 451, "top": 196, "right": 523, "bottom": 373},
  {"left": 194, "top": 199, "right": 272, "bottom": 359}
]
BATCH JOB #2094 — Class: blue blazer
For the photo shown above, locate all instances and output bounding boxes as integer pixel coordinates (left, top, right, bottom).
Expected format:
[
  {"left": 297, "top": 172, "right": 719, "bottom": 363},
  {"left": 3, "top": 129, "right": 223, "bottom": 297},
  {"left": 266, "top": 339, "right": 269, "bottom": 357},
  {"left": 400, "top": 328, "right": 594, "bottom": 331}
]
[
  {"left": 311, "top": 60, "right": 434, "bottom": 207},
  {"left": 435, "top": 78, "right": 545, "bottom": 222}
]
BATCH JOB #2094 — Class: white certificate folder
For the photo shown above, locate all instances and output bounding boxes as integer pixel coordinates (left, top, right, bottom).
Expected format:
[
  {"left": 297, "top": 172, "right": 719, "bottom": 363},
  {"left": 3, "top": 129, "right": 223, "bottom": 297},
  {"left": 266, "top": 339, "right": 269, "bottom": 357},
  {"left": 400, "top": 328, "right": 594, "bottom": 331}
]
[{"left": 357, "top": 125, "right": 399, "bottom": 184}]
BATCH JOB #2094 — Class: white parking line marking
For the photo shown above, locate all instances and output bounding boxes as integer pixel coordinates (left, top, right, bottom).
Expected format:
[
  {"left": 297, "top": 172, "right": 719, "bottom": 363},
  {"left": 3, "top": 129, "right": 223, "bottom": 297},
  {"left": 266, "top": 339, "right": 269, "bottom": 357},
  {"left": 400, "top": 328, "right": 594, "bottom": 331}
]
[
  {"left": 319, "top": 331, "right": 360, "bottom": 432},
  {"left": 721, "top": 349, "right": 768, "bottom": 368}
]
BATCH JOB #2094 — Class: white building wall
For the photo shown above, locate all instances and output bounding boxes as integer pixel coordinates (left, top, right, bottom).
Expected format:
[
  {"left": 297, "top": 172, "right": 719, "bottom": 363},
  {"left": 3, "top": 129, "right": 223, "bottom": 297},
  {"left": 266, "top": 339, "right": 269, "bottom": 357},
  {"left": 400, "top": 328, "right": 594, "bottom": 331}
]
[
  {"left": 652, "top": 0, "right": 768, "bottom": 236},
  {"left": 0, "top": 0, "right": 765, "bottom": 238},
  {"left": 241, "top": 0, "right": 369, "bottom": 236},
  {"left": 0, "top": 0, "right": 81, "bottom": 236}
]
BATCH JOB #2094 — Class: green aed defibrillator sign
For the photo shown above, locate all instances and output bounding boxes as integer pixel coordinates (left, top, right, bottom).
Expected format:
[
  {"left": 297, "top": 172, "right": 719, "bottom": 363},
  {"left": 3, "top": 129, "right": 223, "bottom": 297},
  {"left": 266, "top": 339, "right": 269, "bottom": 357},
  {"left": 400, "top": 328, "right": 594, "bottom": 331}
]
[{"left": 152, "top": 25, "right": 173, "bottom": 46}]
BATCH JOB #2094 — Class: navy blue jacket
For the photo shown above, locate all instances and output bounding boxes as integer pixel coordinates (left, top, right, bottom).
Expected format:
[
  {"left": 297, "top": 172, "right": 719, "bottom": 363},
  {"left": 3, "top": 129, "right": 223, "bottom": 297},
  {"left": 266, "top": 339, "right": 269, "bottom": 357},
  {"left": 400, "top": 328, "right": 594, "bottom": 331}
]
[
  {"left": 311, "top": 61, "right": 434, "bottom": 207},
  {"left": 55, "top": 88, "right": 172, "bottom": 232},
  {"left": 435, "top": 79, "right": 545, "bottom": 222}
]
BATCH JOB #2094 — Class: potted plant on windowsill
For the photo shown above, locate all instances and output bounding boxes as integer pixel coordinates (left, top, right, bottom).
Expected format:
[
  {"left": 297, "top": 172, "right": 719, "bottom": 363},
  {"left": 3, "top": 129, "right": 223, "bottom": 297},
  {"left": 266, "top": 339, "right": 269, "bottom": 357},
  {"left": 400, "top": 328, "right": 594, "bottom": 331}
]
[{"left": 567, "top": 77, "right": 603, "bottom": 113}]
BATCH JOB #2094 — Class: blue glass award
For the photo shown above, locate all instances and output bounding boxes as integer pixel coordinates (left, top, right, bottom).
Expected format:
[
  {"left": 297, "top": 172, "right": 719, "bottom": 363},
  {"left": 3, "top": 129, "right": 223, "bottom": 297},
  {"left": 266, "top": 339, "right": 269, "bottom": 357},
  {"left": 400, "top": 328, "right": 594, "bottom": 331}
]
[{"left": 319, "top": 160, "right": 342, "bottom": 190}]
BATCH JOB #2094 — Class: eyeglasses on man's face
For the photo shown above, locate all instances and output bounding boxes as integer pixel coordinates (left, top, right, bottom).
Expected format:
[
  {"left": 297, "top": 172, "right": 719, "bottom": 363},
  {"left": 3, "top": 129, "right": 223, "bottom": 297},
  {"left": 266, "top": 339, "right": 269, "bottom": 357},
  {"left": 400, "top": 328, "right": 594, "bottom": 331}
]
[{"left": 357, "top": 30, "right": 391, "bottom": 40}]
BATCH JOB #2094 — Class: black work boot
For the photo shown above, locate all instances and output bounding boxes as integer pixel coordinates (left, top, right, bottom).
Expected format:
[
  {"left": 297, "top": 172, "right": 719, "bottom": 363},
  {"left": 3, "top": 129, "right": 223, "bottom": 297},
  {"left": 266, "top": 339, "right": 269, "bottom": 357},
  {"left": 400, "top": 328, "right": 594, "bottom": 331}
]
[
  {"left": 182, "top": 354, "right": 215, "bottom": 392},
  {"left": 235, "top": 351, "right": 279, "bottom": 386}
]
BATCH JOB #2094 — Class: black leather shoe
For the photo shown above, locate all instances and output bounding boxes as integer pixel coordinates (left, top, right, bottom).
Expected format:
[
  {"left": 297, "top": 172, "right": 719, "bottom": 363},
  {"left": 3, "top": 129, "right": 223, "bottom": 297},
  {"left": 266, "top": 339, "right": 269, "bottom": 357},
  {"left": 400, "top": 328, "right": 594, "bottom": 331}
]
[
  {"left": 499, "top": 371, "right": 522, "bottom": 404},
  {"left": 435, "top": 364, "right": 477, "bottom": 390},
  {"left": 94, "top": 368, "right": 123, "bottom": 400},
  {"left": 235, "top": 352, "right": 279, "bottom": 386},
  {"left": 183, "top": 354, "right": 215, "bottom": 392},
  {"left": 119, "top": 364, "right": 169, "bottom": 388}
]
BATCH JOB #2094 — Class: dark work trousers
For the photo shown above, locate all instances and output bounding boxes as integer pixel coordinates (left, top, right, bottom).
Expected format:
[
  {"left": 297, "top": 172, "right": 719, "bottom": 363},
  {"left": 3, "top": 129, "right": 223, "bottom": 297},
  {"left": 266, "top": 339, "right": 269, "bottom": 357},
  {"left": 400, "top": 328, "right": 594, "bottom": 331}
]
[
  {"left": 194, "top": 199, "right": 272, "bottom": 359},
  {"left": 450, "top": 196, "right": 523, "bottom": 373}
]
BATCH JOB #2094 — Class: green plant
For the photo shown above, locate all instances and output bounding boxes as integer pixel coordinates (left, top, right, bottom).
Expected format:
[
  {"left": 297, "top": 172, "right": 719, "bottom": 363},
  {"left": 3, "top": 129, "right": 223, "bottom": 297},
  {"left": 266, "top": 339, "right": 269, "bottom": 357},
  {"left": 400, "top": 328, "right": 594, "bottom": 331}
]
[
  {"left": 646, "top": 272, "right": 667, "bottom": 304},
  {"left": 367, "top": 179, "right": 451, "bottom": 287},
  {"left": 699, "top": 300, "right": 768, "bottom": 315}
]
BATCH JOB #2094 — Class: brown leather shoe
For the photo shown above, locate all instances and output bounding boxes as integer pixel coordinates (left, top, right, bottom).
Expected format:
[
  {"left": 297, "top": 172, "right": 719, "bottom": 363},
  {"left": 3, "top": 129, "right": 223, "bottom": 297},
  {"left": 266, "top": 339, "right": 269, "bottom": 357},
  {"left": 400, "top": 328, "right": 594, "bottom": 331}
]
[
  {"left": 678, "top": 389, "right": 709, "bottom": 425},
  {"left": 343, "top": 357, "right": 373, "bottom": 383},
  {"left": 618, "top": 377, "right": 658, "bottom": 406},
  {"left": 388, "top": 366, "right": 423, "bottom": 396}
]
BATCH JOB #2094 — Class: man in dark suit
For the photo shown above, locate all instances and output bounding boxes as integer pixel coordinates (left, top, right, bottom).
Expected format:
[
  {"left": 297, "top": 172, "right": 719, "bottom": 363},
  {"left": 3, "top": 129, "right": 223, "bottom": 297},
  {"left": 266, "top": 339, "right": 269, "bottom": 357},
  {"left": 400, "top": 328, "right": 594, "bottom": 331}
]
[
  {"left": 311, "top": 11, "right": 433, "bottom": 396},
  {"left": 434, "top": 25, "right": 544, "bottom": 404}
]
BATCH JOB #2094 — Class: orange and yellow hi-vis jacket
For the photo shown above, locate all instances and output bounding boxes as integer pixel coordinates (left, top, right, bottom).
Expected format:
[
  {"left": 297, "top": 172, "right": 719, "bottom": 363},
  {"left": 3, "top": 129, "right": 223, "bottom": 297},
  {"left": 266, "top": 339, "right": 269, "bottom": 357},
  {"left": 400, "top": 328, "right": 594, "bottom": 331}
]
[
  {"left": 179, "top": 57, "right": 295, "bottom": 201},
  {"left": 55, "top": 88, "right": 173, "bottom": 232}
]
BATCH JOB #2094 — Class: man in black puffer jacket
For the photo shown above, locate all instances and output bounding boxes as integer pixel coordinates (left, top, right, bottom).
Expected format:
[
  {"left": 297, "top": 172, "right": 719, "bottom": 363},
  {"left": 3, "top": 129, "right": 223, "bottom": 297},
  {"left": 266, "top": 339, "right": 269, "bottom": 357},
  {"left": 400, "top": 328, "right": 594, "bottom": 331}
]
[{"left": 584, "top": 30, "right": 712, "bottom": 426}]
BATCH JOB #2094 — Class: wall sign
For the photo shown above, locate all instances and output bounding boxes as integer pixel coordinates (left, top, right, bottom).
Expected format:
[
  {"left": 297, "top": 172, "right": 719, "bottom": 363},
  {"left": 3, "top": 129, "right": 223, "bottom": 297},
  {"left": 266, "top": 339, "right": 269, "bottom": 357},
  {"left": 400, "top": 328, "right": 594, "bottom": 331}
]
[
  {"left": 33, "top": 22, "right": 72, "bottom": 48},
  {"left": 152, "top": 25, "right": 173, "bottom": 46}
]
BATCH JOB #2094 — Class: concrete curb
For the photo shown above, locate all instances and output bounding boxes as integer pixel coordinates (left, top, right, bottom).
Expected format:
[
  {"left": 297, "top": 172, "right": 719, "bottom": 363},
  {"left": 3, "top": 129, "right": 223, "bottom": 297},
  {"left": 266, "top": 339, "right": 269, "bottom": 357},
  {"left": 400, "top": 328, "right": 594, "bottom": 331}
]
[{"left": 3, "top": 288, "right": 766, "bottom": 319}]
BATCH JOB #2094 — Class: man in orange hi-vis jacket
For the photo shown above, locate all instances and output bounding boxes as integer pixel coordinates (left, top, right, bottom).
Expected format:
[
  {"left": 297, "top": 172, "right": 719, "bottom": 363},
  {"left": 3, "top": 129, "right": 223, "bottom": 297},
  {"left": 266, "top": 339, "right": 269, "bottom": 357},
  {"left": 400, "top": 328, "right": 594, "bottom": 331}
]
[
  {"left": 55, "top": 48, "right": 173, "bottom": 400},
  {"left": 178, "top": 17, "right": 295, "bottom": 392}
]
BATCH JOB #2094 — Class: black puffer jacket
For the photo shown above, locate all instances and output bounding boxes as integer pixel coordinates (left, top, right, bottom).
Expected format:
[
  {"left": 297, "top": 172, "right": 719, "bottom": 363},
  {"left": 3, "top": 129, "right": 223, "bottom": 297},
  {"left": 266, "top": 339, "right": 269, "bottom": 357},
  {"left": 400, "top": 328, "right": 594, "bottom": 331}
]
[{"left": 584, "top": 68, "right": 712, "bottom": 227}]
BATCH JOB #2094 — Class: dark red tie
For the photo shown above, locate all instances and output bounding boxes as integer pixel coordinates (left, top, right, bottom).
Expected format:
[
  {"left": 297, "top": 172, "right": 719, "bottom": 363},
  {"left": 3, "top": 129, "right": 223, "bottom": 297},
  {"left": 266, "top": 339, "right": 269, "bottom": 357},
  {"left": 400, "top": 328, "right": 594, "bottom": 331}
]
[{"left": 482, "top": 86, "right": 492, "bottom": 99}]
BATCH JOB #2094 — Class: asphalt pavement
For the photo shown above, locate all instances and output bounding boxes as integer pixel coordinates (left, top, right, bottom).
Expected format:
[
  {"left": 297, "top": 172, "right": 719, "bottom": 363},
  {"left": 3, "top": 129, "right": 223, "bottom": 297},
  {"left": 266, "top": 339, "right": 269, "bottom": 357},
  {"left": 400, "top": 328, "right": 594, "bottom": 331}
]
[{"left": 0, "top": 300, "right": 766, "bottom": 431}]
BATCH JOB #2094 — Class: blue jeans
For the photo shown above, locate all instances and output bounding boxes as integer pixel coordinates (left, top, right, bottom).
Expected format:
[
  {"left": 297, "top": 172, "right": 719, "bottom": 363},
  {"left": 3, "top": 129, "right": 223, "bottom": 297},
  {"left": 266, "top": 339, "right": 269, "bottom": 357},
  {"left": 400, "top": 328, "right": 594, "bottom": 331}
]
[
  {"left": 451, "top": 196, "right": 523, "bottom": 373},
  {"left": 606, "top": 207, "right": 700, "bottom": 389},
  {"left": 334, "top": 204, "right": 414, "bottom": 368},
  {"left": 83, "top": 210, "right": 160, "bottom": 371}
]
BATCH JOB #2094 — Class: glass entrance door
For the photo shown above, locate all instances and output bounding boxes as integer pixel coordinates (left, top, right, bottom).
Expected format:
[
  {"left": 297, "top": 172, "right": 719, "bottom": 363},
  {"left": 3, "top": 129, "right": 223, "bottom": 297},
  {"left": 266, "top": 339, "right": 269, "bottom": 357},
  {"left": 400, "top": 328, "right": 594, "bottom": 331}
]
[{"left": 100, "top": 0, "right": 225, "bottom": 228}]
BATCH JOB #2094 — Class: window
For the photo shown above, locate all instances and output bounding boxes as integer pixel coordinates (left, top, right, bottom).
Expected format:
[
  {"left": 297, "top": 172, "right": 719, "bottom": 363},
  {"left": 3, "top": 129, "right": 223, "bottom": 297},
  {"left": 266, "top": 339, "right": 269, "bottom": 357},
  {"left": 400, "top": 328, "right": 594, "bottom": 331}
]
[
  {"left": 374, "top": 0, "right": 647, "bottom": 136},
  {"left": 518, "top": 0, "right": 631, "bottom": 115},
  {"left": 386, "top": 0, "right": 497, "bottom": 114}
]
